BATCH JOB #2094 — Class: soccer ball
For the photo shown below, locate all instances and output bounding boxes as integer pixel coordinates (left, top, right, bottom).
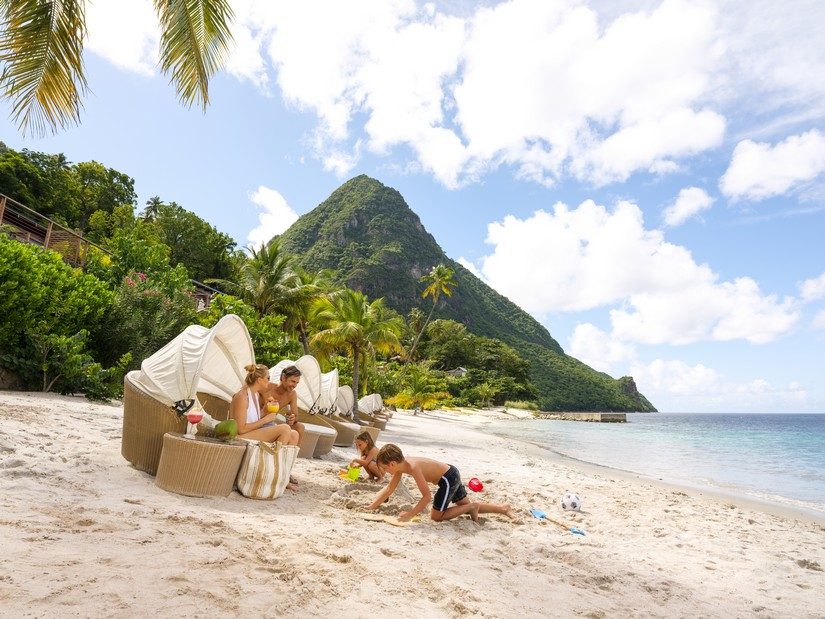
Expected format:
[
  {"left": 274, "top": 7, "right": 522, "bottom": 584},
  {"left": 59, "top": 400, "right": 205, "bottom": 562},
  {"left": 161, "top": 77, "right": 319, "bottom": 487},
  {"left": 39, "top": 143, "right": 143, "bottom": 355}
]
[{"left": 561, "top": 492, "right": 581, "bottom": 511}]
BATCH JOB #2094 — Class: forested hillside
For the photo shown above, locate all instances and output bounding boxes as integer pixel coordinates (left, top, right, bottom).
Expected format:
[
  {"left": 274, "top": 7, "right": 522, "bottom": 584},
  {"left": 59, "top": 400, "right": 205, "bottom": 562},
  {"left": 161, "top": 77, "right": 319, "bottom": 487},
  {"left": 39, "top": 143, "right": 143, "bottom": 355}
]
[{"left": 279, "top": 176, "right": 656, "bottom": 412}]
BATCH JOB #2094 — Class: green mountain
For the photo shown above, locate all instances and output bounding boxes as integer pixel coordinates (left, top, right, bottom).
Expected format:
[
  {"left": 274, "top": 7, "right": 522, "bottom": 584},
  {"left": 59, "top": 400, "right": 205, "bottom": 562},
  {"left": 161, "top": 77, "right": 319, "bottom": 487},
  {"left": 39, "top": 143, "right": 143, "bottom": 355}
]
[{"left": 280, "top": 175, "right": 656, "bottom": 412}]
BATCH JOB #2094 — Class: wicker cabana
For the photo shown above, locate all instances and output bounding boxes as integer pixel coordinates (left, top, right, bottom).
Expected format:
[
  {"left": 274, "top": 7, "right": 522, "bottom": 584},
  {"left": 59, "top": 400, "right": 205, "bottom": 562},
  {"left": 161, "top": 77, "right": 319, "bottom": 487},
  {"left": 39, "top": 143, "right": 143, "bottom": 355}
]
[{"left": 121, "top": 314, "right": 255, "bottom": 475}]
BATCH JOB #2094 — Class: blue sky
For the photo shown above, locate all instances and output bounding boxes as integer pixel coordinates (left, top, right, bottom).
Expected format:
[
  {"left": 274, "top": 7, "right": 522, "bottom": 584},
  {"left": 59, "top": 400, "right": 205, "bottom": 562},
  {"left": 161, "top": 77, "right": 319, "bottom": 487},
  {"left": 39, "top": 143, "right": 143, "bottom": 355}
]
[{"left": 2, "top": 0, "right": 824, "bottom": 412}]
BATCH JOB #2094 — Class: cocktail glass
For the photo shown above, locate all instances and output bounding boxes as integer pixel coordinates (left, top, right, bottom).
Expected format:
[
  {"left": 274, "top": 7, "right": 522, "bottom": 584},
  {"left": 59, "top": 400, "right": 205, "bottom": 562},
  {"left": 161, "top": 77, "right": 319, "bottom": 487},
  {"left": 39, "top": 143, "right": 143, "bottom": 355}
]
[{"left": 185, "top": 409, "right": 204, "bottom": 438}]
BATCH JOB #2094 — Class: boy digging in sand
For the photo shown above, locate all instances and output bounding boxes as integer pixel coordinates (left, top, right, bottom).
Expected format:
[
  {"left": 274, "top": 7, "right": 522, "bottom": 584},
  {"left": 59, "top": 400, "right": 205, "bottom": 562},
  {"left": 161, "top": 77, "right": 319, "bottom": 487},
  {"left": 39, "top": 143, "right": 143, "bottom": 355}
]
[{"left": 365, "top": 444, "right": 515, "bottom": 523}]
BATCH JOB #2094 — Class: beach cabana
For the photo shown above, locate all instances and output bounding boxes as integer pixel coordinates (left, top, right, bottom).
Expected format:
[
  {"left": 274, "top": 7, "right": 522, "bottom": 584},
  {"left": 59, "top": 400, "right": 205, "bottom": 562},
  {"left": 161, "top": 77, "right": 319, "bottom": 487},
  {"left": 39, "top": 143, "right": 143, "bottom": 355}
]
[
  {"left": 122, "top": 314, "right": 254, "bottom": 475},
  {"left": 319, "top": 369, "right": 359, "bottom": 447},
  {"left": 335, "top": 385, "right": 355, "bottom": 418},
  {"left": 334, "top": 385, "right": 380, "bottom": 441},
  {"left": 270, "top": 355, "right": 337, "bottom": 456},
  {"left": 357, "top": 393, "right": 387, "bottom": 430}
]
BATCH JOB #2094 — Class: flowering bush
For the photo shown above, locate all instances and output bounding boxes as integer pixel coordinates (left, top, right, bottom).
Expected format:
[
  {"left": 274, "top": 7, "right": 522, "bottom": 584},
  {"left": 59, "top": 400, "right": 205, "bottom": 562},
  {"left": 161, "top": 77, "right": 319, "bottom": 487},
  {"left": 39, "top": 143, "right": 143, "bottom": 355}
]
[{"left": 94, "top": 271, "right": 197, "bottom": 371}]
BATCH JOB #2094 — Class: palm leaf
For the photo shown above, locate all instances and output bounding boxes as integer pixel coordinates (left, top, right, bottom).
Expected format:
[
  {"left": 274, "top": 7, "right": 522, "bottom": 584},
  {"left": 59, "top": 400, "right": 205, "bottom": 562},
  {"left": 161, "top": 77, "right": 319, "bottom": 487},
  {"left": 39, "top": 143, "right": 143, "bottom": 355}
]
[
  {"left": 153, "top": 0, "right": 234, "bottom": 110},
  {"left": 0, "top": 0, "right": 88, "bottom": 136}
]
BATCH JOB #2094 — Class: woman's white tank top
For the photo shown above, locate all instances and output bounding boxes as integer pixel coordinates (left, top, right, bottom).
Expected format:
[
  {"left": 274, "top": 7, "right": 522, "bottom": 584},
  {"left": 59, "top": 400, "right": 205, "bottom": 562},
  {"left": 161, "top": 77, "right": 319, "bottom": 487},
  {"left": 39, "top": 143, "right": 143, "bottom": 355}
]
[{"left": 246, "top": 388, "right": 260, "bottom": 424}]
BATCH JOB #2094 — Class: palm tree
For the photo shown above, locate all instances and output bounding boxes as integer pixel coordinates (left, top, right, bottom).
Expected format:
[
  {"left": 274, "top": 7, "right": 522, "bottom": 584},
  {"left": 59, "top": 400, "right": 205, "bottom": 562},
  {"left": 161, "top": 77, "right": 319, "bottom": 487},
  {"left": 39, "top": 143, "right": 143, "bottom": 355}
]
[
  {"left": 142, "top": 196, "right": 164, "bottom": 222},
  {"left": 281, "top": 268, "right": 335, "bottom": 355},
  {"left": 0, "top": 0, "right": 234, "bottom": 136},
  {"left": 474, "top": 381, "right": 498, "bottom": 408},
  {"left": 207, "top": 238, "right": 298, "bottom": 317},
  {"left": 405, "top": 263, "right": 456, "bottom": 366},
  {"left": 311, "top": 289, "right": 403, "bottom": 398},
  {"left": 388, "top": 362, "right": 448, "bottom": 412}
]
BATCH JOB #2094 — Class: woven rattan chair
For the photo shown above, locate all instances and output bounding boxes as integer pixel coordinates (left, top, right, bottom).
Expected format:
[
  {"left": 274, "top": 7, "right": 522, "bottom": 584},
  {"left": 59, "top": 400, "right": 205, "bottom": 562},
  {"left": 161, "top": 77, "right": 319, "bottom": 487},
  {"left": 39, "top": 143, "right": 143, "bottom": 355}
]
[
  {"left": 121, "top": 375, "right": 186, "bottom": 475},
  {"left": 292, "top": 407, "right": 338, "bottom": 456},
  {"left": 324, "top": 415, "right": 360, "bottom": 447}
]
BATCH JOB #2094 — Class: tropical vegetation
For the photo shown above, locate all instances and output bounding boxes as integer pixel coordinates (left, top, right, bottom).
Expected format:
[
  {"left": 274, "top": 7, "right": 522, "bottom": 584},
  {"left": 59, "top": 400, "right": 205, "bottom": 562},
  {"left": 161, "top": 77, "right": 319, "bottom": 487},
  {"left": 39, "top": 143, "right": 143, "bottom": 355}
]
[{"left": 0, "top": 142, "right": 654, "bottom": 411}]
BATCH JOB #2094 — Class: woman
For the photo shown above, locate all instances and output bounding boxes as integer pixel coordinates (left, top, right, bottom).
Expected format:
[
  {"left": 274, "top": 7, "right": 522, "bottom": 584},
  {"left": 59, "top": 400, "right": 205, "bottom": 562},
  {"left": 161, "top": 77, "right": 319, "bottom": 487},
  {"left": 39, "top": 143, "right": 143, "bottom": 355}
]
[
  {"left": 260, "top": 365, "right": 305, "bottom": 447},
  {"left": 231, "top": 364, "right": 299, "bottom": 446}
]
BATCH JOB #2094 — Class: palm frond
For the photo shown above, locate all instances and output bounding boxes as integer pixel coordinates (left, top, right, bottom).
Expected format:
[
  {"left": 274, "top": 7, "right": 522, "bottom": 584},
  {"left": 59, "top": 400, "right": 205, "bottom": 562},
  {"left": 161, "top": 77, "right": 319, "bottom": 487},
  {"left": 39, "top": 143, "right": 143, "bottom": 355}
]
[
  {"left": 0, "top": 0, "right": 88, "bottom": 136},
  {"left": 153, "top": 0, "right": 234, "bottom": 110}
]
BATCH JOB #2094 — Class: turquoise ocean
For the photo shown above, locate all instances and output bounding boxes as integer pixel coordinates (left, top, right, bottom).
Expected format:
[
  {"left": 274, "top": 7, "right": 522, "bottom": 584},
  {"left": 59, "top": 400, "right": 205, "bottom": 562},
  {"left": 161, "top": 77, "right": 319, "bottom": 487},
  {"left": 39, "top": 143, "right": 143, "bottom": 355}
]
[{"left": 488, "top": 413, "right": 825, "bottom": 516}]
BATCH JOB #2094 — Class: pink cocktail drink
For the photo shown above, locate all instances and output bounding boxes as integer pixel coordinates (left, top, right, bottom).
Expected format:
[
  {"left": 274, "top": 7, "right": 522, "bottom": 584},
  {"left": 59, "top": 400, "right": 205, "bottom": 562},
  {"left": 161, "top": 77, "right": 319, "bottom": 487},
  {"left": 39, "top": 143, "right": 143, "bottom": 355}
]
[{"left": 185, "top": 410, "right": 204, "bottom": 438}]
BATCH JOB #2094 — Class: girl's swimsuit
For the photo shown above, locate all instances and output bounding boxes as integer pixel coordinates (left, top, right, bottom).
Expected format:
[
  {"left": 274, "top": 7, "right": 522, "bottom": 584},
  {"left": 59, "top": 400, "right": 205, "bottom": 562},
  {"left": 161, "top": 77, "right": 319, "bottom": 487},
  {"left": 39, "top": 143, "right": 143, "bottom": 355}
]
[{"left": 432, "top": 464, "right": 468, "bottom": 511}]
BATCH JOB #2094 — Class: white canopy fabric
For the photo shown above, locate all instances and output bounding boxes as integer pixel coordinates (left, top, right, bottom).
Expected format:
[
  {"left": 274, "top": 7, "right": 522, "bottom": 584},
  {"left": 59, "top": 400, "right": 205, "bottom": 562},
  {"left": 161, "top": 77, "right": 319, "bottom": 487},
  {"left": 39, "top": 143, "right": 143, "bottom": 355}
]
[
  {"left": 336, "top": 385, "right": 355, "bottom": 416},
  {"left": 127, "top": 314, "right": 255, "bottom": 406},
  {"left": 358, "top": 393, "right": 382, "bottom": 414},
  {"left": 320, "top": 369, "right": 339, "bottom": 412},
  {"left": 270, "top": 355, "right": 323, "bottom": 412}
]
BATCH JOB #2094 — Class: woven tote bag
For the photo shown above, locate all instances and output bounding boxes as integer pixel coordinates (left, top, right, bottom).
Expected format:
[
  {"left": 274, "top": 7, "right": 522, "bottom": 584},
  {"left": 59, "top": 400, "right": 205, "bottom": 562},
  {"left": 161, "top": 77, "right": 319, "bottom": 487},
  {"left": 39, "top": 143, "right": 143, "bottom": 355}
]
[{"left": 236, "top": 441, "right": 299, "bottom": 499}]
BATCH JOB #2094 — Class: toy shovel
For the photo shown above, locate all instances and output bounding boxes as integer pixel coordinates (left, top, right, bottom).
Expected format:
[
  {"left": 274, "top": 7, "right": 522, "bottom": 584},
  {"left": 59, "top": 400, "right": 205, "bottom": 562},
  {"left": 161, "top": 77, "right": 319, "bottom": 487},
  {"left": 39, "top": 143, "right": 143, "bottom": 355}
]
[{"left": 529, "top": 508, "right": 586, "bottom": 536}]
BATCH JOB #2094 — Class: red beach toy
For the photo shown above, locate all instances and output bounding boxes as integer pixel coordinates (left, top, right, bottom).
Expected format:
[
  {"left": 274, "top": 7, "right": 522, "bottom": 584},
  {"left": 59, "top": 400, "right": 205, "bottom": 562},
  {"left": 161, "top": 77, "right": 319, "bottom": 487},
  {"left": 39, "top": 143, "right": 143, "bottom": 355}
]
[{"left": 468, "top": 477, "right": 483, "bottom": 492}]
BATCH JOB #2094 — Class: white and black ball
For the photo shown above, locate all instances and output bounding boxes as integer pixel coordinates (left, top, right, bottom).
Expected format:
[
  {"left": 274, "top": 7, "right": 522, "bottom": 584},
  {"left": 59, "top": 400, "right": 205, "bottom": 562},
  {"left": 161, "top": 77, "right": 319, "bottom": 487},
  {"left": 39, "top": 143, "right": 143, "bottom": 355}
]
[{"left": 561, "top": 491, "right": 581, "bottom": 511}]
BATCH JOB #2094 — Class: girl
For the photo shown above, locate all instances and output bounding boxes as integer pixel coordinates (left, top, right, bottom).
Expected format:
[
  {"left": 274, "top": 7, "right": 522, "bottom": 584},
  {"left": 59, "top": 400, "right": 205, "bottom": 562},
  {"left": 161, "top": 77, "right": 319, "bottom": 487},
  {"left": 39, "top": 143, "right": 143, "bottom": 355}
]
[
  {"left": 231, "top": 364, "right": 299, "bottom": 446},
  {"left": 350, "top": 431, "right": 383, "bottom": 481}
]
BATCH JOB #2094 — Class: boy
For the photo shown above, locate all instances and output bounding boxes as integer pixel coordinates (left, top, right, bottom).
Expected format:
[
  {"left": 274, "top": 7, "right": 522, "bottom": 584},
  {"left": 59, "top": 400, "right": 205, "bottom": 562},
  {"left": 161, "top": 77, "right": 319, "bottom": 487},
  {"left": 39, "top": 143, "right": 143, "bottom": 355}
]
[{"left": 365, "top": 444, "right": 515, "bottom": 523}]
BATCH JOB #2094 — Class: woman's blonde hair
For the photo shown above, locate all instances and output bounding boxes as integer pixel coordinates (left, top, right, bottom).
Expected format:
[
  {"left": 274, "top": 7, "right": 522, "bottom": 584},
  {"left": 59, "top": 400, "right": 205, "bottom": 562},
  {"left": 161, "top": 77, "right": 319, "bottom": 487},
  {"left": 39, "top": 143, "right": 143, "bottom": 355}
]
[{"left": 244, "top": 363, "right": 269, "bottom": 386}]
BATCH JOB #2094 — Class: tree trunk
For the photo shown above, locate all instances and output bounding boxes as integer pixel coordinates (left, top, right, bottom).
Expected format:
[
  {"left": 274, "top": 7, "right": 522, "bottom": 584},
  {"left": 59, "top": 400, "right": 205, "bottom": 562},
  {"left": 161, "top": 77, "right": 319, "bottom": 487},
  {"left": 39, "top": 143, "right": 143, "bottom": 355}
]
[
  {"left": 404, "top": 298, "right": 438, "bottom": 368},
  {"left": 351, "top": 344, "right": 361, "bottom": 399},
  {"left": 298, "top": 322, "right": 310, "bottom": 355}
]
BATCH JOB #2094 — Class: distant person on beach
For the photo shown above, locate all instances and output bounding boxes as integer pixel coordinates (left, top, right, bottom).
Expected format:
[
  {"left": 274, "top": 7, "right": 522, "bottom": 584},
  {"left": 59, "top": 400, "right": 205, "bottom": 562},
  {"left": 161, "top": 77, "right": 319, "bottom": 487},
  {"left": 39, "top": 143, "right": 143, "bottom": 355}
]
[
  {"left": 349, "top": 431, "right": 383, "bottom": 481},
  {"left": 364, "top": 444, "right": 515, "bottom": 523},
  {"left": 260, "top": 365, "right": 305, "bottom": 446},
  {"left": 232, "top": 364, "right": 299, "bottom": 447}
]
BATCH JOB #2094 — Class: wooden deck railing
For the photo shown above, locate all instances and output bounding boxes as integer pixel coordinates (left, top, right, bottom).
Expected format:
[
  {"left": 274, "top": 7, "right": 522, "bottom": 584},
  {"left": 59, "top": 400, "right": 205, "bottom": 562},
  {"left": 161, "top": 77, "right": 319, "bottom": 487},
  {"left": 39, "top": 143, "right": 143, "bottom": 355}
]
[{"left": 0, "top": 193, "right": 219, "bottom": 308}]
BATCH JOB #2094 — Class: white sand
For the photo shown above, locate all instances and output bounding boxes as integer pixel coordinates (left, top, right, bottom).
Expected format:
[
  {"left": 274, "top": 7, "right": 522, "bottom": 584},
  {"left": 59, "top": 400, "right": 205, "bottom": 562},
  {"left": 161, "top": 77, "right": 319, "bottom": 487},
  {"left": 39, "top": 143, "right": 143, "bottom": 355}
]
[{"left": 1, "top": 392, "right": 823, "bottom": 617}]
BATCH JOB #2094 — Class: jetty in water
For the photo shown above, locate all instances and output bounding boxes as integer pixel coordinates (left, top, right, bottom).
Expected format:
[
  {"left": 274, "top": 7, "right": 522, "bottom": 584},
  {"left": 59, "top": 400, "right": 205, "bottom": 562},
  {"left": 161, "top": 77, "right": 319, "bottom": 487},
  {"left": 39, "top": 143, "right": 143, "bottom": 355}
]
[{"left": 538, "top": 412, "right": 627, "bottom": 423}]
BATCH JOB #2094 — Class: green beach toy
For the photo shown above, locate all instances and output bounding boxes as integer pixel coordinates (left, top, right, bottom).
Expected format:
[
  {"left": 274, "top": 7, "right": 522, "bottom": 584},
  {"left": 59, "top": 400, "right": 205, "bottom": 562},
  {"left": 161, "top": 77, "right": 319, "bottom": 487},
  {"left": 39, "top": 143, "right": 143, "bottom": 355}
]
[{"left": 345, "top": 466, "right": 361, "bottom": 481}]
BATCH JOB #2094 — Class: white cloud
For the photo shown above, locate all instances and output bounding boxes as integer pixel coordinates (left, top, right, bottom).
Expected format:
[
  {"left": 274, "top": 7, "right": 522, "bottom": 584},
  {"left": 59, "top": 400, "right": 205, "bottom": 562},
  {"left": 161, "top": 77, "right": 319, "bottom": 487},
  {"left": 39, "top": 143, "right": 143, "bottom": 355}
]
[
  {"left": 813, "top": 310, "right": 825, "bottom": 330},
  {"left": 247, "top": 186, "right": 299, "bottom": 247},
  {"left": 85, "top": 0, "right": 158, "bottom": 75},
  {"left": 316, "top": 139, "right": 363, "bottom": 177},
  {"left": 570, "top": 108, "right": 725, "bottom": 185},
  {"left": 225, "top": 18, "right": 270, "bottom": 91},
  {"left": 568, "top": 323, "right": 636, "bottom": 373},
  {"left": 630, "top": 358, "right": 808, "bottom": 412},
  {"left": 610, "top": 278, "right": 798, "bottom": 345},
  {"left": 476, "top": 198, "right": 799, "bottom": 345},
  {"left": 716, "top": 0, "right": 825, "bottom": 127},
  {"left": 799, "top": 271, "right": 825, "bottom": 302},
  {"left": 83, "top": 0, "right": 825, "bottom": 191},
  {"left": 662, "top": 186, "right": 714, "bottom": 227},
  {"left": 720, "top": 130, "right": 825, "bottom": 200},
  {"left": 455, "top": 0, "right": 724, "bottom": 186},
  {"left": 457, "top": 257, "right": 482, "bottom": 279}
]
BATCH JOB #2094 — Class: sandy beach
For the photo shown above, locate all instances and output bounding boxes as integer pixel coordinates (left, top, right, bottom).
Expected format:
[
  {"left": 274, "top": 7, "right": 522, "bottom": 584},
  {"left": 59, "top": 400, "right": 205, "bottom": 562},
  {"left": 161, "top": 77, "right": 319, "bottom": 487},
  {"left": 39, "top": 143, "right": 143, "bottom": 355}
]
[{"left": 1, "top": 392, "right": 823, "bottom": 618}]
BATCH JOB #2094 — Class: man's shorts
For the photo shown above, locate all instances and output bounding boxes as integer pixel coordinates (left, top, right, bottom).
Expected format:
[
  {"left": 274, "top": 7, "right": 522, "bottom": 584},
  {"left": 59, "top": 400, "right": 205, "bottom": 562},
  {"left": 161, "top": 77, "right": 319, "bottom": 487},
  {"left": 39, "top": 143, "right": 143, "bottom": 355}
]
[{"left": 432, "top": 464, "right": 468, "bottom": 511}]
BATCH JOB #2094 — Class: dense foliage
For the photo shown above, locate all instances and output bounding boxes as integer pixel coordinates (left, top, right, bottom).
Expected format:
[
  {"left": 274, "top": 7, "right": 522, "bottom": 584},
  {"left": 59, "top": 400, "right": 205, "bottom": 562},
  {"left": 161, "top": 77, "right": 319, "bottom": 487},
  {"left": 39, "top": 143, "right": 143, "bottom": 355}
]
[{"left": 0, "top": 235, "right": 124, "bottom": 398}]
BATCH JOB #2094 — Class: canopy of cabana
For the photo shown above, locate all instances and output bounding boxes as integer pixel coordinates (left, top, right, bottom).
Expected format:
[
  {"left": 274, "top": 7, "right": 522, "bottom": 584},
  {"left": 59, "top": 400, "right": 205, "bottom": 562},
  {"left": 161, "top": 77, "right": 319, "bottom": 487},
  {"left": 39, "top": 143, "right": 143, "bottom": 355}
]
[{"left": 126, "top": 314, "right": 254, "bottom": 406}]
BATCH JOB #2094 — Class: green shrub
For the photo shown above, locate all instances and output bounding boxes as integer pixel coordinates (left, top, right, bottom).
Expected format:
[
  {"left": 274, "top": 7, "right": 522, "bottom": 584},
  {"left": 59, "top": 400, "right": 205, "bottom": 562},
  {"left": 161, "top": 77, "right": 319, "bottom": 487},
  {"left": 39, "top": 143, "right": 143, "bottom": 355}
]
[
  {"left": 95, "top": 271, "right": 197, "bottom": 370},
  {"left": 0, "top": 237, "right": 126, "bottom": 397},
  {"left": 504, "top": 400, "right": 539, "bottom": 410}
]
